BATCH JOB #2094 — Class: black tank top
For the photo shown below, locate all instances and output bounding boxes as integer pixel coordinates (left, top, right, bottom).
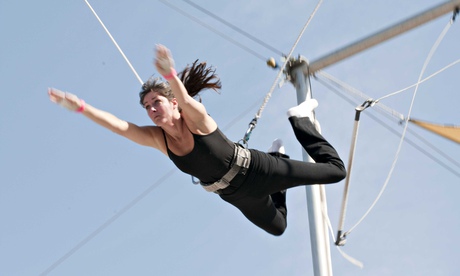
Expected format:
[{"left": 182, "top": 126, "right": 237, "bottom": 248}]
[{"left": 165, "top": 128, "right": 235, "bottom": 183}]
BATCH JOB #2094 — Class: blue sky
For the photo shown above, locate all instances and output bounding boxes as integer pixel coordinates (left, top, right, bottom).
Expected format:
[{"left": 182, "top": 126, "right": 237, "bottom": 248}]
[{"left": 1, "top": 1, "right": 459, "bottom": 275}]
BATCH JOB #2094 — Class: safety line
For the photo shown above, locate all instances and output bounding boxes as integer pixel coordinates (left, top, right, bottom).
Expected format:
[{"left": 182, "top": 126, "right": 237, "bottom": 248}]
[
  {"left": 158, "top": 0, "right": 325, "bottom": 143},
  {"left": 40, "top": 2, "right": 155, "bottom": 274},
  {"left": 376, "top": 58, "right": 460, "bottom": 101},
  {"left": 240, "top": 0, "right": 324, "bottom": 145},
  {"left": 316, "top": 77, "right": 460, "bottom": 177},
  {"left": 84, "top": 0, "right": 143, "bottom": 84},
  {"left": 254, "top": 0, "right": 324, "bottom": 121},
  {"left": 316, "top": 68, "right": 460, "bottom": 171},
  {"left": 320, "top": 195, "right": 364, "bottom": 269},
  {"left": 317, "top": 54, "right": 460, "bottom": 122},
  {"left": 317, "top": 71, "right": 405, "bottom": 121},
  {"left": 377, "top": 19, "right": 455, "bottom": 102},
  {"left": 346, "top": 18, "right": 453, "bottom": 236}
]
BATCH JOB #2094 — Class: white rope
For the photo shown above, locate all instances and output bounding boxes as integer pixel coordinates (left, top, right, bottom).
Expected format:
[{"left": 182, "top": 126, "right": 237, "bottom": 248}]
[
  {"left": 255, "top": 0, "right": 324, "bottom": 120},
  {"left": 377, "top": 58, "right": 460, "bottom": 101},
  {"left": 316, "top": 71, "right": 405, "bottom": 121},
  {"left": 317, "top": 53, "right": 460, "bottom": 120},
  {"left": 377, "top": 20, "right": 455, "bottom": 102},
  {"left": 40, "top": 2, "right": 151, "bottom": 274},
  {"left": 84, "top": 0, "right": 143, "bottom": 85},
  {"left": 316, "top": 74, "right": 460, "bottom": 175},
  {"left": 346, "top": 19, "right": 453, "bottom": 235},
  {"left": 320, "top": 188, "right": 364, "bottom": 269},
  {"left": 316, "top": 71, "right": 375, "bottom": 102}
]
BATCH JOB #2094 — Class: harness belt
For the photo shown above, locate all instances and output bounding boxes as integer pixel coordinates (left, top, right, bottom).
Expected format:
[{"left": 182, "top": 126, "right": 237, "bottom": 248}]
[{"left": 200, "top": 144, "right": 251, "bottom": 193}]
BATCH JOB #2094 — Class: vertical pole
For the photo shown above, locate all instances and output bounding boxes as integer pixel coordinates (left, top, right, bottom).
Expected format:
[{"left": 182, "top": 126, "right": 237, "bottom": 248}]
[
  {"left": 280, "top": 3, "right": 460, "bottom": 275},
  {"left": 290, "top": 59, "right": 332, "bottom": 276}
]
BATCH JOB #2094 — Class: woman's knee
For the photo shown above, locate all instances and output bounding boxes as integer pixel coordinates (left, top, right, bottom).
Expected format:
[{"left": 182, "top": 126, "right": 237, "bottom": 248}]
[
  {"left": 267, "top": 225, "right": 286, "bottom": 236},
  {"left": 333, "top": 168, "right": 347, "bottom": 182},
  {"left": 326, "top": 161, "right": 346, "bottom": 183}
]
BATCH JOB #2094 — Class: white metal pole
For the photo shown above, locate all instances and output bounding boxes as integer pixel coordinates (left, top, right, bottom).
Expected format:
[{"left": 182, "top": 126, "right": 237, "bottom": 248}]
[
  {"left": 307, "top": 0, "right": 460, "bottom": 74},
  {"left": 282, "top": 1, "right": 459, "bottom": 274},
  {"left": 290, "top": 59, "right": 332, "bottom": 276}
]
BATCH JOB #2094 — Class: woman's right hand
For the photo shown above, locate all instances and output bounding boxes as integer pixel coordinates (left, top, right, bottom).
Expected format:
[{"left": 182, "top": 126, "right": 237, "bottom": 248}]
[{"left": 48, "top": 88, "right": 84, "bottom": 112}]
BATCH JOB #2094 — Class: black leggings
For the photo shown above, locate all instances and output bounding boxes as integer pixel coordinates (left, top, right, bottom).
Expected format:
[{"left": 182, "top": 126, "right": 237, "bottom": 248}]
[{"left": 219, "top": 117, "right": 346, "bottom": 236}]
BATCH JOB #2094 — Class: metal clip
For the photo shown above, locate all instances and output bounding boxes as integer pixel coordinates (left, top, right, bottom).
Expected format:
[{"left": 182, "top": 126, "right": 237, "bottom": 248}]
[{"left": 243, "top": 117, "right": 258, "bottom": 144}]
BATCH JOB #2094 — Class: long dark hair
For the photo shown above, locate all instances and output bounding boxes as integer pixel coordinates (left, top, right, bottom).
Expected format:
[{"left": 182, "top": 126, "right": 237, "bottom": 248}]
[
  {"left": 139, "top": 60, "right": 221, "bottom": 107},
  {"left": 179, "top": 60, "right": 221, "bottom": 98}
]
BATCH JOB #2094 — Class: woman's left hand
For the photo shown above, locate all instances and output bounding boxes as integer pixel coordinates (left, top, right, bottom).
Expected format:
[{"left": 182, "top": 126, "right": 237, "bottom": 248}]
[{"left": 154, "top": 44, "right": 175, "bottom": 76}]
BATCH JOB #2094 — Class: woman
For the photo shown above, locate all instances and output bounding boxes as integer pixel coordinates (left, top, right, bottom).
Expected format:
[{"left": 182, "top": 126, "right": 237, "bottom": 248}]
[{"left": 48, "top": 45, "right": 346, "bottom": 236}]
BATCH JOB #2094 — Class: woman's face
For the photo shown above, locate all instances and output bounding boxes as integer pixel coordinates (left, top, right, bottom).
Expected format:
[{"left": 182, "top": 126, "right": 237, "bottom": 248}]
[{"left": 142, "top": 91, "right": 178, "bottom": 126}]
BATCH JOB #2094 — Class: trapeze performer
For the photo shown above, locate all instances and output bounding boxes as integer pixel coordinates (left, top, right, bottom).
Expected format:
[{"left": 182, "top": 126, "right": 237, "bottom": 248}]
[{"left": 48, "top": 44, "right": 346, "bottom": 236}]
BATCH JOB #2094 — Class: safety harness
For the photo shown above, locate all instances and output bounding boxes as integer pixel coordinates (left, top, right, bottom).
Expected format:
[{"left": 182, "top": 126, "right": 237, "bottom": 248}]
[{"left": 200, "top": 144, "right": 251, "bottom": 193}]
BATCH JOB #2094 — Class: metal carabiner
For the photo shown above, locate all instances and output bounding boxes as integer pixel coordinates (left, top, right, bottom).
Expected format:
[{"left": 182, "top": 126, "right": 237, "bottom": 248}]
[{"left": 242, "top": 117, "right": 258, "bottom": 145}]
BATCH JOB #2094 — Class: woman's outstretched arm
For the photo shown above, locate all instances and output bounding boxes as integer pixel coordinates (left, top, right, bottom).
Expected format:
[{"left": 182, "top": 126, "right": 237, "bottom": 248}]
[
  {"left": 48, "top": 88, "right": 165, "bottom": 153},
  {"left": 154, "top": 45, "right": 217, "bottom": 134}
]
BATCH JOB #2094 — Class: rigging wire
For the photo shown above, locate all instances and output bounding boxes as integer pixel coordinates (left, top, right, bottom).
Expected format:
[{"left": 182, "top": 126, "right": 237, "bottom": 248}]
[
  {"left": 376, "top": 58, "right": 460, "bottom": 101},
  {"left": 158, "top": 0, "right": 267, "bottom": 62},
  {"left": 320, "top": 57, "right": 460, "bottom": 127},
  {"left": 317, "top": 71, "right": 405, "bottom": 121},
  {"left": 316, "top": 70, "right": 460, "bottom": 171},
  {"left": 376, "top": 18, "right": 456, "bottom": 102},
  {"left": 157, "top": 0, "right": 324, "bottom": 144},
  {"left": 242, "top": 0, "right": 324, "bottom": 145},
  {"left": 316, "top": 77, "right": 460, "bottom": 176},
  {"left": 84, "top": 0, "right": 143, "bottom": 85},
  {"left": 317, "top": 57, "right": 460, "bottom": 107},
  {"left": 41, "top": 3, "right": 151, "bottom": 273},
  {"left": 345, "top": 18, "right": 454, "bottom": 237},
  {"left": 39, "top": 168, "right": 177, "bottom": 276},
  {"left": 320, "top": 192, "right": 364, "bottom": 268},
  {"left": 317, "top": 75, "right": 460, "bottom": 261},
  {"left": 180, "top": 0, "right": 285, "bottom": 57},
  {"left": 254, "top": 0, "right": 323, "bottom": 120}
]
